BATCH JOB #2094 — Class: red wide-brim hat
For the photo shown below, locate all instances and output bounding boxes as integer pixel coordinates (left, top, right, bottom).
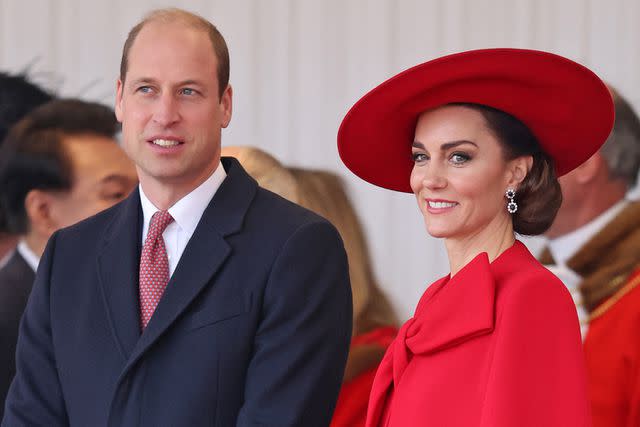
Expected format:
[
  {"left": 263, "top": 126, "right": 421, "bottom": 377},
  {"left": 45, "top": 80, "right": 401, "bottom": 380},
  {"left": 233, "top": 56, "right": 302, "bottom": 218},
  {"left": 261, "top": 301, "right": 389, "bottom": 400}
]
[{"left": 337, "top": 48, "right": 615, "bottom": 193}]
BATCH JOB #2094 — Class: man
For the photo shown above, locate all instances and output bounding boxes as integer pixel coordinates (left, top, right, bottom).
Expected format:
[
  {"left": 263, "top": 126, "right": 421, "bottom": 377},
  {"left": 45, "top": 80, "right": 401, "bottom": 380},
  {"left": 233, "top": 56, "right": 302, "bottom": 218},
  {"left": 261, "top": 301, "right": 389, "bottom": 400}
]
[
  {"left": 0, "top": 99, "right": 138, "bottom": 418},
  {"left": 541, "top": 86, "right": 640, "bottom": 427},
  {"left": 0, "top": 71, "right": 54, "bottom": 260},
  {"left": 3, "top": 8, "right": 352, "bottom": 427}
]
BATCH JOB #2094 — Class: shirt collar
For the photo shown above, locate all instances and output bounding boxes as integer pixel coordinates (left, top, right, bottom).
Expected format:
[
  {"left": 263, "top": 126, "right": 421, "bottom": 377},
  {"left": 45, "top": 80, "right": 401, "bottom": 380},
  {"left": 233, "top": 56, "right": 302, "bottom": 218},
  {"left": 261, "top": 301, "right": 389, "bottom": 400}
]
[
  {"left": 547, "top": 199, "right": 629, "bottom": 266},
  {"left": 17, "top": 239, "right": 40, "bottom": 272},
  {"left": 139, "top": 161, "right": 227, "bottom": 234}
]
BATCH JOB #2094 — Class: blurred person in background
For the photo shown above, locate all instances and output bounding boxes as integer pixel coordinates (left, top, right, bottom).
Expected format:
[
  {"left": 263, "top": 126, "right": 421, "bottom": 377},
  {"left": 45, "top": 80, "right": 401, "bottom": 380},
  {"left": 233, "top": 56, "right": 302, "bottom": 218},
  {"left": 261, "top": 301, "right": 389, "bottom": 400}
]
[
  {"left": 0, "top": 99, "right": 137, "bottom": 417},
  {"left": 223, "top": 145, "right": 398, "bottom": 427},
  {"left": 540, "top": 86, "right": 640, "bottom": 427},
  {"left": 0, "top": 71, "right": 54, "bottom": 260}
]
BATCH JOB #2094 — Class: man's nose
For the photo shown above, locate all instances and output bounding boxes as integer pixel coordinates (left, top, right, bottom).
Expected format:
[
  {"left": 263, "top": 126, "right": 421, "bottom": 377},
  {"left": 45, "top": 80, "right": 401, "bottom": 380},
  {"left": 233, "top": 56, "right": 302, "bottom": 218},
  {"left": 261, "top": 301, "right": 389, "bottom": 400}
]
[{"left": 152, "top": 93, "right": 180, "bottom": 126}]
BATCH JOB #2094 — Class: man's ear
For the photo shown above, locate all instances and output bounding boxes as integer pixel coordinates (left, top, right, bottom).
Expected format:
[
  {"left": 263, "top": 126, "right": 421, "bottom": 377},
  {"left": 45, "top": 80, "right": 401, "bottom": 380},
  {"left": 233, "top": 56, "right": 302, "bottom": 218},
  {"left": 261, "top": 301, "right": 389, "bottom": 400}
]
[
  {"left": 506, "top": 155, "right": 533, "bottom": 189},
  {"left": 115, "top": 79, "right": 124, "bottom": 123},
  {"left": 220, "top": 84, "right": 233, "bottom": 128},
  {"left": 24, "top": 189, "right": 58, "bottom": 237}
]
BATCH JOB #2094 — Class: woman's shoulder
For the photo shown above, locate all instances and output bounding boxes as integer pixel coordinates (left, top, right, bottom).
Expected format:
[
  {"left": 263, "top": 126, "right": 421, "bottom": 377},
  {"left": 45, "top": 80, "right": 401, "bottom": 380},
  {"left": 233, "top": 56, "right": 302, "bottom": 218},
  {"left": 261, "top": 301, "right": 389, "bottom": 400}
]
[{"left": 495, "top": 245, "right": 574, "bottom": 315}]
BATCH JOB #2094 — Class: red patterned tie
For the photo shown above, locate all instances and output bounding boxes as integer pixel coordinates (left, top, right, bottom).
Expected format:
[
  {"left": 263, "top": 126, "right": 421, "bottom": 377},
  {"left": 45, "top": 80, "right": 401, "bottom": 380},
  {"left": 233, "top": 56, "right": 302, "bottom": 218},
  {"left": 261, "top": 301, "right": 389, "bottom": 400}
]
[{"left": 139, "top": 210, "right": 174, "bottom": 330}]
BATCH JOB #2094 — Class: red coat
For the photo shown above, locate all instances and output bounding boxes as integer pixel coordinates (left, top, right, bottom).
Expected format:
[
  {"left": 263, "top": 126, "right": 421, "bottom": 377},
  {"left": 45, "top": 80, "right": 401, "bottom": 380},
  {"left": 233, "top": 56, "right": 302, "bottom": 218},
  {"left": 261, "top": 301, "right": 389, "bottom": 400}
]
[
  {"left": 366, "top": 241, "right": 591, "bottom": 427},
  {"left": 584, "top": 269, "right": 640, "bottom": 427}
]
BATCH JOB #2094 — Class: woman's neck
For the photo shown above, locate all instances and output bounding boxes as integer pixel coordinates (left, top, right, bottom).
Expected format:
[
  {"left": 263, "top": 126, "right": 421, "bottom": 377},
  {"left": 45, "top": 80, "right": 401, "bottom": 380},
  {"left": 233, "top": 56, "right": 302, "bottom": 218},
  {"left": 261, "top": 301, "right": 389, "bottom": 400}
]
[{"left": 445, "top": 216, "right": 515, "bottom": 277}]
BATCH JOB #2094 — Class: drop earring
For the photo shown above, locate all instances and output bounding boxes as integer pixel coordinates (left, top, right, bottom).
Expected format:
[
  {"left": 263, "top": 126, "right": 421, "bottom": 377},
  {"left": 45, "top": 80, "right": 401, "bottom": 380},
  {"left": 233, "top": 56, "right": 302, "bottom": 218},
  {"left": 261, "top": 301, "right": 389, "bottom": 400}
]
[{"left": 505, "top": 188, "right": 517, "bottom": 214}]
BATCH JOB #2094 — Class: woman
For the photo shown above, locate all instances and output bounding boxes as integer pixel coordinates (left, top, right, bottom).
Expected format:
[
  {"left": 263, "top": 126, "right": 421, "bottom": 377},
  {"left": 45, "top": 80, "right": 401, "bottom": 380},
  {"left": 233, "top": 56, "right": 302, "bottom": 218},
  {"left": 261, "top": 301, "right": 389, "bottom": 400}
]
[
  {"left": 337, "top": 48, "right": 614, "bottom": 426},
  {"left": 221, "top": 146, "right": 398, "bottom": 427}
]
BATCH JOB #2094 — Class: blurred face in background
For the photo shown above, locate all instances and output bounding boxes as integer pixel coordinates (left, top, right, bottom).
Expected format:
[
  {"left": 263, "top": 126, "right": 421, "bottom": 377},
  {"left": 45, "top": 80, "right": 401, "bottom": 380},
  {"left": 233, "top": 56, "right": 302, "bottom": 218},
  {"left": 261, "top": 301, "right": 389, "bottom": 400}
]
[{"left": 47, "top": 134, "right": 137, "bottom": 230}]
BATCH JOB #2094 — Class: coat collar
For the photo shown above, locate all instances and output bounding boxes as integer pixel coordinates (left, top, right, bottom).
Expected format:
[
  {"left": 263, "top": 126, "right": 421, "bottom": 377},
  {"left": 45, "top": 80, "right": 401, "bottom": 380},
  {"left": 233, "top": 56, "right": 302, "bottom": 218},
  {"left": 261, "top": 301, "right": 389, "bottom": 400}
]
[
  {"left": 97, "top": 157, "right": 258, "bottom": 364},
  {"left": 367, "top": 241, "right": 532, "bottom": 427},
  {"left": 539, "top": 201, "right": 640, "bottom": 310},
  {"left": 406, "top": 240, "right": 532, "bottom": 354},
  {"left": 403, "top": 254, "right": 495, "bottom": 355}
]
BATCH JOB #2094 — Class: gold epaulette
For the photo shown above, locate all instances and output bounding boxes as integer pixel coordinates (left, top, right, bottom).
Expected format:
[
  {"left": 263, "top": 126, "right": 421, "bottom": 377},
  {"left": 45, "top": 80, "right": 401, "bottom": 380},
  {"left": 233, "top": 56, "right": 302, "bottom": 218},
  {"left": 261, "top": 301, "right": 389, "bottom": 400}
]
[{"left": 590, "top": 273, "right": 640, "bottom": 321}]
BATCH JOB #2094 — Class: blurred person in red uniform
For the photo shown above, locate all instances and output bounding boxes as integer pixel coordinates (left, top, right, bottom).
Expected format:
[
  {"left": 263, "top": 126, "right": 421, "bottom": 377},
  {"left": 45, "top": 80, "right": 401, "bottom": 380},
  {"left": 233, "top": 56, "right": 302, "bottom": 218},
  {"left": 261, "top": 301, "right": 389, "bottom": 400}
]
[
  {"left": 223, "top": 146, "right": 398, "bottom": 427},
  {"left": 540, "top": 86, "right": 640, "bottom": 427},
  {"left": 338, "top": 48, "right": 615, "bottom": 426}
]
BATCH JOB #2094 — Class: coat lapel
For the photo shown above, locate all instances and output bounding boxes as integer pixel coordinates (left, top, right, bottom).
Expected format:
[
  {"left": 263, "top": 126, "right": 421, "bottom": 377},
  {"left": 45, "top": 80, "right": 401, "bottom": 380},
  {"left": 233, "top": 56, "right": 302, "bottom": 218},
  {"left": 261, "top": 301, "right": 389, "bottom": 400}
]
[
  {"left": 96, "top": 189, "right": 143, "bottom": 361},
  {"left": 406, "top": 251, "right": 497, "bottom": 355},
  {"left": 121, "top": 157, "right": 258, "bottom": 374}
]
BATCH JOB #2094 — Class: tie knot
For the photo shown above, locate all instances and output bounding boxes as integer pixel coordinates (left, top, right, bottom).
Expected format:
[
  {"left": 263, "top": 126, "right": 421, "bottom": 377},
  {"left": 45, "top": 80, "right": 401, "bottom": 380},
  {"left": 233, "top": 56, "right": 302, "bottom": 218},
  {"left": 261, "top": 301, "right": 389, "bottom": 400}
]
[{"left": 148, "top": 210, "right": 174, "bottom": 240}]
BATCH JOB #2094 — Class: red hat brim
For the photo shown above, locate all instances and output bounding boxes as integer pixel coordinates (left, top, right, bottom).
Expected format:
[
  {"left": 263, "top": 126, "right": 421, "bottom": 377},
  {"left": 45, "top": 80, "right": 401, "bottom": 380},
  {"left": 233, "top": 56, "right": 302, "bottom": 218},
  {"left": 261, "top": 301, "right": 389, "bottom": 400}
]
[{"left": 337, "top": 48, "right": 615, "bottom": 193}]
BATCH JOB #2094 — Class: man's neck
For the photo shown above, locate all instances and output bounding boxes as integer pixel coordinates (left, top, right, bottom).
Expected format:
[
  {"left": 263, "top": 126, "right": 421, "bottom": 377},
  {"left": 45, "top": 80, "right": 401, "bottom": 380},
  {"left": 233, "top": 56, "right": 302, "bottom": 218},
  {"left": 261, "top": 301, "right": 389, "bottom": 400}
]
[
  {"left": 23, "top": 233, "right": 47, "bottom": 258},
  {"left": 546, "top": 182, "right": 626, "bottom": 239},
  {"left": 138, "top": 166, "right": 219, "bottom": 210}
]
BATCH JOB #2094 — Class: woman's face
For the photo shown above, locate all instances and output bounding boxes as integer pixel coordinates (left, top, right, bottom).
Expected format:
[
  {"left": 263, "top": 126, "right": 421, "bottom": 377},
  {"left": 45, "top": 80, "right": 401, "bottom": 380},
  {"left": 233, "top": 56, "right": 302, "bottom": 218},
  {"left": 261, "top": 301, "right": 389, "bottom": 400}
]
[{"left": 410, "top": 105, "right": 524, "bottom": 240}]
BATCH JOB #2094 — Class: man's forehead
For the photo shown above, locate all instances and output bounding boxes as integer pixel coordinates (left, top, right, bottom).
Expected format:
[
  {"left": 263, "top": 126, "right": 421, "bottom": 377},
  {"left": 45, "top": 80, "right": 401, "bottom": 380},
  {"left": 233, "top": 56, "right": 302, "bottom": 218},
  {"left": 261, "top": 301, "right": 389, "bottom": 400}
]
[
  {"left": 126, "top": 22, "right": 217, "bottom": 75},
  {"left": 131, "top": 20, "right": 211, "bottom": 53}
]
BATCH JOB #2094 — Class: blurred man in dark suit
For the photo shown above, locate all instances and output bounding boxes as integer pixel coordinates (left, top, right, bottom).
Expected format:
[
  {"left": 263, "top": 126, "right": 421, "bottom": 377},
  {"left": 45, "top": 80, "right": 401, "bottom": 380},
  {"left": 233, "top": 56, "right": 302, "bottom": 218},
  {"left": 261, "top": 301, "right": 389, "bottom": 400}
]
[
  {"left": 0, "top": 71, "right": 53, "bottom": 260},
  {"left": 0, "top": 99, "right": 137, "bottom": 417}
]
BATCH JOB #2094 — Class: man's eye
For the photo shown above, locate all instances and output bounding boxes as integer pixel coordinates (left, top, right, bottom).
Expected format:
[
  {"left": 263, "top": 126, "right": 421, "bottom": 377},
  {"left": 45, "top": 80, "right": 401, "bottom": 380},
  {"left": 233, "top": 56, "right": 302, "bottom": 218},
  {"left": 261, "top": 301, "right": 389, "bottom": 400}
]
[
  {"left": 137, "top": 86, "right": 153, "bottom": 94},
  {"left": 181, "top": 88, "right": 195, "bottom": 96}
]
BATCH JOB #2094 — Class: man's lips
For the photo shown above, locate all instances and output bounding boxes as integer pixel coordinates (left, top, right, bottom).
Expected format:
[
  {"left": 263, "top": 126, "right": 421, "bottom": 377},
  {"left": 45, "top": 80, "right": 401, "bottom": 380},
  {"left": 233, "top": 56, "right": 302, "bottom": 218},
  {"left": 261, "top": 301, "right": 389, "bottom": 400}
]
[{"left": 146, "top": 137, "right": 185, "bottom": 148}]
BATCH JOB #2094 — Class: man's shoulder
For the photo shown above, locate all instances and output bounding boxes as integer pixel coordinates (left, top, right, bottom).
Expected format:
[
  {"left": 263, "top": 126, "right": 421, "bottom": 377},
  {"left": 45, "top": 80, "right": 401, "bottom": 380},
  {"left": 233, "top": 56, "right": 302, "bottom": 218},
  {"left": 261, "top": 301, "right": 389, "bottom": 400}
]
[{"left": 249, "top": 186, "right": 332, "bottom": 231}]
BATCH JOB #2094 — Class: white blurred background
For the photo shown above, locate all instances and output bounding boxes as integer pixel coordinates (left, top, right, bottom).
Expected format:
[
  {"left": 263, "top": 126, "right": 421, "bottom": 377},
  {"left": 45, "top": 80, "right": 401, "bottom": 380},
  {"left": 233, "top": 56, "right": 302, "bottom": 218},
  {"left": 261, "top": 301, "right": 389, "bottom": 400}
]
[{"left": 1, "top": 0, "right": 639, "bottom": 320}]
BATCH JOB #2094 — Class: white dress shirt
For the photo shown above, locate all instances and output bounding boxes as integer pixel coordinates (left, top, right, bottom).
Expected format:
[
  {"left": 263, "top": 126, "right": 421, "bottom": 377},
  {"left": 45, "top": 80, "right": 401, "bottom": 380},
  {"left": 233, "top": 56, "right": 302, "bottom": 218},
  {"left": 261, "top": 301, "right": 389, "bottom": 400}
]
[
  {"left": 545, "top": 199, "right": 629, "bottom": 339},
  {"left": 139, "top": 161, "right": 227, "bottom": 277},
  {"left": 16, "top": 239, "right": 40, "bottom": 273}
]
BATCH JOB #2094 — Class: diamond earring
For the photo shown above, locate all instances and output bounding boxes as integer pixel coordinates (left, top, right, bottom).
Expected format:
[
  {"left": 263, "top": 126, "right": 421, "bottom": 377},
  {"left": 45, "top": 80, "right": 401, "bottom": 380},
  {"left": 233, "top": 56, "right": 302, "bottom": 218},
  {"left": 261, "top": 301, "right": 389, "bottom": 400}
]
[{"left": 505, "top": 188, "right": 517, "bottom": 214}]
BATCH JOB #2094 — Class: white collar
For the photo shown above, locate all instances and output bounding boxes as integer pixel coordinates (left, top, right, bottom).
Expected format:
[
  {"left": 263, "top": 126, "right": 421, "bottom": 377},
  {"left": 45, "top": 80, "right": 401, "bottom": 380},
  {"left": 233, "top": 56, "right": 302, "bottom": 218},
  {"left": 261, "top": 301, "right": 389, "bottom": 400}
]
[
  {"left": 17, "top": 239, "right": 40, "bottom": 272},
  {"left": 547, "top": 199, "right": 629, "bottom": 266},
  {"left": 139, "top": 161, "right": 227, "bottom": 236}
]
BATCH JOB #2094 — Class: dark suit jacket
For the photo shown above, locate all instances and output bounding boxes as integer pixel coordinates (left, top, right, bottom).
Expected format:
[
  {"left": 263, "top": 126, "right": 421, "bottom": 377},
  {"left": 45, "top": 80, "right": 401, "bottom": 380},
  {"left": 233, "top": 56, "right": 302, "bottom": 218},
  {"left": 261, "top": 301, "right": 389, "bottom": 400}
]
[
  {"left": 3, "top": 158, "right": 352, "bottom": 427},
  {"left": 0, "top": 251, "right": 35, "bottom": 420}
]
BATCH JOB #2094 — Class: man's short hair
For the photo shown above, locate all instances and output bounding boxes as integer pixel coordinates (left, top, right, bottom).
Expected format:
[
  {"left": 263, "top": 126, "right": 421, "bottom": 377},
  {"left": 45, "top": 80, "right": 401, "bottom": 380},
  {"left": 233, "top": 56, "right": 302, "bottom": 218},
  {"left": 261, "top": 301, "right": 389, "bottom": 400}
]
[
  {"left": 119, "top": 8, "right": 230, "bottom": 98},
  {"left": 0, "top": 99, "right": 120, "bottom": 234},
  {"left": 0, "top": 72, "right": 53, "bottom": 142},
  {"left": 601, "top": 86, "right": 640, "bottom": 187}
]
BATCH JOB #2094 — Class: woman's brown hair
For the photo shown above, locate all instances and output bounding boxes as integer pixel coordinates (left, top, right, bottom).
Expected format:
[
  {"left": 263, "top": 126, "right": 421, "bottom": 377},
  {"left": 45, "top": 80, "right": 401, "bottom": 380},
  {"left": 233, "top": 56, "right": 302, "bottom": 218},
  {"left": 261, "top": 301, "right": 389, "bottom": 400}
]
[{"left": 456, "top": 103, "right": 563, "bottom": 236}]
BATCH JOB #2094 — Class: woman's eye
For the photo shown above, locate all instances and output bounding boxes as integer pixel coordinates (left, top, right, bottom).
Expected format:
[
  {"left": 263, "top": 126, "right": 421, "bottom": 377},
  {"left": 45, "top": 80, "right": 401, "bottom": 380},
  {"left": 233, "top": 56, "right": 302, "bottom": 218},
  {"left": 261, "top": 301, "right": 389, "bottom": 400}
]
[
  {"left": 412, "top": 152, "right": 429, "bottom": 163},
  {"left": 450, "top": 152, "right": 470, "bottom": 164}
]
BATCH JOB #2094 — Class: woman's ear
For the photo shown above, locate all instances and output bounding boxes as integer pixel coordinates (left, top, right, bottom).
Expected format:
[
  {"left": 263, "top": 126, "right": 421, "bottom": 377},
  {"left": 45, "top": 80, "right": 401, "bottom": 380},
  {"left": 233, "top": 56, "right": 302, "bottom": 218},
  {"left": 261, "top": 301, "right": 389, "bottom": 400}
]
[{"left": 507, "top": 155, "right": 533, "bottom": 188}]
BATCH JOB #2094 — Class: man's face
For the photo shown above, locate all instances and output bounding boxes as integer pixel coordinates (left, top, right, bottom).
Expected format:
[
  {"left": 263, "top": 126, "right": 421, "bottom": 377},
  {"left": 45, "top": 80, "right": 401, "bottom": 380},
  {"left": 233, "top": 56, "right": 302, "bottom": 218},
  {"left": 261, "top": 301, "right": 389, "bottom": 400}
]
[
  {"left": 115, "top": 21, "right": 232, "bottom": 194},
  {"left": 48, "top": 135, "right": 138, "bottom": 230},
  {"left": 543, "top": 169, "right": 582, "bottom": 238}
]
